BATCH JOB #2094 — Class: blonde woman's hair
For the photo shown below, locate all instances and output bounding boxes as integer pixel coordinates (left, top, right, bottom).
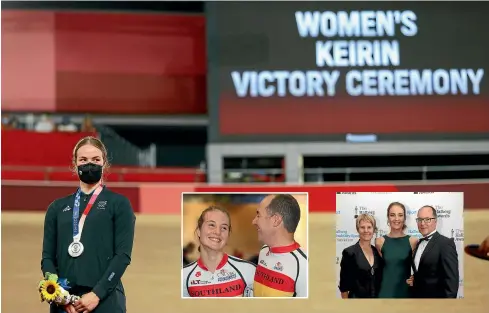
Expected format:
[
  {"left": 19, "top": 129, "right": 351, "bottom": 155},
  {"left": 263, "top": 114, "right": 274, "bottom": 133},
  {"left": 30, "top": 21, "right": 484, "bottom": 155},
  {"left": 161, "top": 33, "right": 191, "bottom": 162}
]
[
  {"left": 355, "top": 214, "right": 378, "bottom": 233},
  {"left": 72, "top": 136, "right": 109, "bottom": 169}
]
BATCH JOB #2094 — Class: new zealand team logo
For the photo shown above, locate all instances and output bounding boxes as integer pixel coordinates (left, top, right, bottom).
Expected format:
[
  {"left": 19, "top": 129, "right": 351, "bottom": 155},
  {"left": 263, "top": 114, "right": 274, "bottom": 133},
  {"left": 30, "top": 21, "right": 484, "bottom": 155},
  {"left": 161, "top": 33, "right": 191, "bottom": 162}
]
[{"left": 97, "top": 201, "right": 107, "bottom": 210}]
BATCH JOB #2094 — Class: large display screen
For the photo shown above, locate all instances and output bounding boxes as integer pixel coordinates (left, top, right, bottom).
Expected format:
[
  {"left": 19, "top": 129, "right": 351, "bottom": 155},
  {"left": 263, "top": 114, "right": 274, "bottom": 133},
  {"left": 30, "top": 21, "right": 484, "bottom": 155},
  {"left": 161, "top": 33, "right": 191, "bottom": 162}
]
[{"left": 209, "top": 2, "right": 489, "bottom": 141}]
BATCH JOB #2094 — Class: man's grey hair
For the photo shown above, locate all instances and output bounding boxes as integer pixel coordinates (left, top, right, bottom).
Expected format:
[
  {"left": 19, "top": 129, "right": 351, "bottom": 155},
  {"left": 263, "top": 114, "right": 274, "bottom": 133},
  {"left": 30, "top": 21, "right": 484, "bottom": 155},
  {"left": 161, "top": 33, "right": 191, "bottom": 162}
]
[{"left": 266, "top": 194, "right": 301, "bottom": 233}]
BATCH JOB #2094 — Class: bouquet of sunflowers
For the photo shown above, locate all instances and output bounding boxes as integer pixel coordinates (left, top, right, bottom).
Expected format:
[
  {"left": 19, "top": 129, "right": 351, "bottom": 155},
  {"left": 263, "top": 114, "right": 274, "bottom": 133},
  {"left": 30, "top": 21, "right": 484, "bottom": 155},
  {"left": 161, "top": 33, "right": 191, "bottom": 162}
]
[{"left": 38, "top": 272, "right": 80, "bottom": 306}]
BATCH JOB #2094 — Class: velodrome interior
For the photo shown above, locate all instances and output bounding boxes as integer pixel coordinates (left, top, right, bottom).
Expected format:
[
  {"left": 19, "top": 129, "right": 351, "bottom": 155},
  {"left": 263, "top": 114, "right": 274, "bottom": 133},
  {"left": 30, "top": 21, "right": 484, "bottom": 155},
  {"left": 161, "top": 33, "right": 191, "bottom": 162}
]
[{"left": 2, "top": 210, "right": 488, "bottom": 313}]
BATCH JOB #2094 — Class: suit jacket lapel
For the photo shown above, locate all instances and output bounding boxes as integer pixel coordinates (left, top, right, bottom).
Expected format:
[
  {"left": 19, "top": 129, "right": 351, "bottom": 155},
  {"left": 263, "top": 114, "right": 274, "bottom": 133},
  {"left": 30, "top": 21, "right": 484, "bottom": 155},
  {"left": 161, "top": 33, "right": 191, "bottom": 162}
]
[
  {"left": 412, "top": 240, "right": 422, "bottom": 273},
  {"left": 354, "top": 240, "right": 371, "bottom": 269},
  {"left": 354, "top": 241, "right": 363, "bottom": 264},
  {"left": 418, "top": 231, "right": 440, "bottom": 267}
]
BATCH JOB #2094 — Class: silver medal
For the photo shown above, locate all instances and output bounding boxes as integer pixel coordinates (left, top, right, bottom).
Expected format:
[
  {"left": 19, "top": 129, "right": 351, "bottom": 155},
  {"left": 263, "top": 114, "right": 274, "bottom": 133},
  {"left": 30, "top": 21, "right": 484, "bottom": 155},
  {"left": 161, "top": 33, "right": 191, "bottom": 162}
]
[
  {"left": 69, "top": 185, "right": 102, "bottom": 259},
  {"left": 68, "top": 241, "right": 84, "bottom": 258}
]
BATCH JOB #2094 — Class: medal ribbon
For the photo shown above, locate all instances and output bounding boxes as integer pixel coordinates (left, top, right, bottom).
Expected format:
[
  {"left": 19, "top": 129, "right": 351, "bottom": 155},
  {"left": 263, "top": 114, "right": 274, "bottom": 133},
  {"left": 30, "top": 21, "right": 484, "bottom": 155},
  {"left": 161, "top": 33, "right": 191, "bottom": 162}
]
[{"left": 72, "top": 185, "right": 104, "bottom": 242}]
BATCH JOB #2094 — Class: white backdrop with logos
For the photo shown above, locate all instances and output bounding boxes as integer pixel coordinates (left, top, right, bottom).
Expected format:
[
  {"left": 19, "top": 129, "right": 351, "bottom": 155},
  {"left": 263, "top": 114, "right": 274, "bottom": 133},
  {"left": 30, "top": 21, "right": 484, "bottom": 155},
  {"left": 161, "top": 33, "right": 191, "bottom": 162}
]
[{"left": 335, "top": 192, "right": 464, "bottom": 299}]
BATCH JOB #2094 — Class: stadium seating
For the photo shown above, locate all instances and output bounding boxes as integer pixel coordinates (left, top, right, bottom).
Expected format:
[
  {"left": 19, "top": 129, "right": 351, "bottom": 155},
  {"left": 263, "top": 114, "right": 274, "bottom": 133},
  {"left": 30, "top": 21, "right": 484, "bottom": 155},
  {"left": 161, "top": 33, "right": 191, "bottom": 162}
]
[{"left": 1, "top": 130, "right": 205, "bottom": 183}]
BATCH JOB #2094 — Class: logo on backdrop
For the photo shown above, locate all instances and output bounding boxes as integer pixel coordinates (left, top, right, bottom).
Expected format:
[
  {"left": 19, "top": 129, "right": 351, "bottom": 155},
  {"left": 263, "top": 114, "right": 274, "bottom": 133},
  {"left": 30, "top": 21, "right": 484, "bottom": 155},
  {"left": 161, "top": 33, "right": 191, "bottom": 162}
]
[
  {"left": 407, "top": 209, "right": 417, "bottom": 216},
  {"left": 375, "top": 229, "right": 387, "bottom": 238},
  {"left": 336, "top": 229, "right": 358, "bottom": 242},
  {"left": 451, "top": 228, "right": 464, "bottom": 242},
  {"left": 336, "top": 256, "right": 340, "bottom": 264},
  {"left": 337, "top": 192, "right": 357, "bottom": 195},
  {"left": 354, "top": 206, "right": 376, "bottom": 218},
  {"left": 407, "top": 229, "right": 422, "bottom": 238},
  {"left": 414, "top": 192, "right": 435, "bottom": 194},
  {"left": 434, "top": 205, "right": 451, "bottom": 218},
  {"left": 404, "top": 206, "right": 450, "bottom": 217}
]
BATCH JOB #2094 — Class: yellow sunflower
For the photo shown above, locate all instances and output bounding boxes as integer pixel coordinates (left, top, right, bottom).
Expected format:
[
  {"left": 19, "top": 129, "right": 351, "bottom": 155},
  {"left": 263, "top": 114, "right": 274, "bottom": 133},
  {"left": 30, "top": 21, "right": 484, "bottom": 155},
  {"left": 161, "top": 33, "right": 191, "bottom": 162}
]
[{"left": 39, "top": 280, "right": 61, "bottom": 302}]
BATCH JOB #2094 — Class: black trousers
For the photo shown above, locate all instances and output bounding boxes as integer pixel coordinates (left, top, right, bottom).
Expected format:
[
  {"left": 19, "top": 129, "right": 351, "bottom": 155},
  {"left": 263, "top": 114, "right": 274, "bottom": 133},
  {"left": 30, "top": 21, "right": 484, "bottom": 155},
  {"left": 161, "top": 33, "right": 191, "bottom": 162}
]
[{"left": 49, "top": 286, "right": 126, "bottom": 313}]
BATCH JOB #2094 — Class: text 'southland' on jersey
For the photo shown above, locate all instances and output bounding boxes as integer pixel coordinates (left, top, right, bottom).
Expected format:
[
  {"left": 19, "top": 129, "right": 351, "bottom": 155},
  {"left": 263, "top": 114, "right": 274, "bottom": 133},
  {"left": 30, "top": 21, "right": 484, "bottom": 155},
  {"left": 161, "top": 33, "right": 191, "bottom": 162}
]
[
  {"left": 182, "top": 254, "right": 256, "bottom": 297},
  {"left": 254, "top": 242, "right": 308, "bottom": 297}
]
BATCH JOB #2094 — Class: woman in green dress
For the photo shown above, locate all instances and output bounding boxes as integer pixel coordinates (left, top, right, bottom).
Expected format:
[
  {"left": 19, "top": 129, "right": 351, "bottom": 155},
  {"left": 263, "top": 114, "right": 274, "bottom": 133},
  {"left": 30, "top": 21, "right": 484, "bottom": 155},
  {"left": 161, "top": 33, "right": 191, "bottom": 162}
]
[{"left": 375, "top": 202, "right": 418, "bottom": 298}]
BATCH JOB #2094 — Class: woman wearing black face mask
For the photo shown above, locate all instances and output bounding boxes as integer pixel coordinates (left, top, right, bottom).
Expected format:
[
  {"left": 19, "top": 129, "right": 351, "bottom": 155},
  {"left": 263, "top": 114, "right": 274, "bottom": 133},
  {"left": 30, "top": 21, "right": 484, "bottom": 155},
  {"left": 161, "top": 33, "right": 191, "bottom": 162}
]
[{"left": 41, "top": 136, "right": 136, "bottom": 313}]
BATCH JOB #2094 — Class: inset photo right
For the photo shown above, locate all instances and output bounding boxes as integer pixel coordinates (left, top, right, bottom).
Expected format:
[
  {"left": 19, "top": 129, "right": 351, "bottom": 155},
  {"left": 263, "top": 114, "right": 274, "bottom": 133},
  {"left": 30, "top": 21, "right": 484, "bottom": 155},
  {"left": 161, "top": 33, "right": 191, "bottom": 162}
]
[{"left": 335, "top": 192, "right": 464, "bottom": 299}]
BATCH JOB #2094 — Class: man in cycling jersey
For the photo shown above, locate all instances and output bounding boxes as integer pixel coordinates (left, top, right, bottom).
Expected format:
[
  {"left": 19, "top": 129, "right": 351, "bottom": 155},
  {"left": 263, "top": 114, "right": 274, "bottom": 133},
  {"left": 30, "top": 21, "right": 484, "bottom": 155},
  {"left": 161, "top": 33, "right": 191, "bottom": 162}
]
[{"left": 252, "top": 194, "right": 308, "bottom": 298}]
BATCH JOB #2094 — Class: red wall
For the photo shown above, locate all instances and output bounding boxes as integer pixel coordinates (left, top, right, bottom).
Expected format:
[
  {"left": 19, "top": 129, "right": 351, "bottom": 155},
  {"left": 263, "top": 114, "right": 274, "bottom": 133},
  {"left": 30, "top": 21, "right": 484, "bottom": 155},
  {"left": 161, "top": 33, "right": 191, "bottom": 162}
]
[
  {"left": 1, "top": 130, "right": 96, "bottom": 166},
  {"left": 1, "top": 11, "right": 56, "bottom": 111},
  {"left": 1, "top": 10, "right": 206, "bottom": 115},
  {"left": 2, "top": 182, "right": 488, "bottom": 213}
]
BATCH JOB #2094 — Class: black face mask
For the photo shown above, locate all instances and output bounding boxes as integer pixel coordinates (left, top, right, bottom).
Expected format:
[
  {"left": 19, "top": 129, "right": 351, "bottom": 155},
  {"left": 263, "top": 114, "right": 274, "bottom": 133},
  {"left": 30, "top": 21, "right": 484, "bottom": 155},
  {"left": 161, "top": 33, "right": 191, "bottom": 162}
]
[{"left": 77, "top": 163, "right": 103, "bottom": 184}]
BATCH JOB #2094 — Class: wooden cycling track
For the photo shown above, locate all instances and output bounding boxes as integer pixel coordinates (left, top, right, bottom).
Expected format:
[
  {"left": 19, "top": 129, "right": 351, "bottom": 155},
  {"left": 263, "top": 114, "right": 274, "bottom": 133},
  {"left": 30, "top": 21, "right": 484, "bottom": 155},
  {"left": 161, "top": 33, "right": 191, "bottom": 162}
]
[{"left": 2, "top": 210, "right": 488, "bottom": 313}]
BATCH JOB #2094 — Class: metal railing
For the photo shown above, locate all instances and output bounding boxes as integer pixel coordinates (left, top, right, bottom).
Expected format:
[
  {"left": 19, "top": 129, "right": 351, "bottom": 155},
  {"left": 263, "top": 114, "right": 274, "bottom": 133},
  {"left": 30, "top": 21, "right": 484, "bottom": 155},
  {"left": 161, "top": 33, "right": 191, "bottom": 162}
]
[
  {"left": 96, "top": 125, "right": 156, "bottom": 167},
  {"left": 302, "top": 165, "right": 489, "bottom": 174},
  {"left": 1, "top": 165, "right": 205, "bottom": 183},
  {"left": 2, "top": 164, "right": 488, "bottom": 184},
  {"left": 224, "top": 165, "right": 489, "bottom": 183},
  {"left": 138, "top": 144, "right": 157, "bottom": 168}
]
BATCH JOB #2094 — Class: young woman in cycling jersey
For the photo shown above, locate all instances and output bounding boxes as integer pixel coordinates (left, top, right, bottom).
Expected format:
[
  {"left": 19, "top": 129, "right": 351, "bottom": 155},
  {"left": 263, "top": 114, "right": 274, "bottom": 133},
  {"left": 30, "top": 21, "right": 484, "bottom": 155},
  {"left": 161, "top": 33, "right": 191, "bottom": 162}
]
[{"left": 182, "top": 206, "right": 256, "bottom": 297}]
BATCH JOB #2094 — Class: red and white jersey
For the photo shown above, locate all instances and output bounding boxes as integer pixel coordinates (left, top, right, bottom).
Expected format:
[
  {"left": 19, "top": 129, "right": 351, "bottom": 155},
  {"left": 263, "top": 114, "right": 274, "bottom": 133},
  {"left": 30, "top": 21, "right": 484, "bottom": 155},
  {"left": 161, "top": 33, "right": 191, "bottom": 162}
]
[
  {"left": 182, "top": 254, "right": 256, "bottom": 298},
  {"left": 253, "top": 242, "right": 308, "bottom": 298}
]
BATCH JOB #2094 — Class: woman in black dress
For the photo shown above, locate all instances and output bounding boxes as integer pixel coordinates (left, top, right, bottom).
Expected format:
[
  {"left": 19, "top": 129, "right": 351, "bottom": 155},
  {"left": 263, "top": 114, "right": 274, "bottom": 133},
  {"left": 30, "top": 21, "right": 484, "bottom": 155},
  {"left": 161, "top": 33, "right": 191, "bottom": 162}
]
[{"left": 338, "top": 214, "right": 383, "bottom": 298}]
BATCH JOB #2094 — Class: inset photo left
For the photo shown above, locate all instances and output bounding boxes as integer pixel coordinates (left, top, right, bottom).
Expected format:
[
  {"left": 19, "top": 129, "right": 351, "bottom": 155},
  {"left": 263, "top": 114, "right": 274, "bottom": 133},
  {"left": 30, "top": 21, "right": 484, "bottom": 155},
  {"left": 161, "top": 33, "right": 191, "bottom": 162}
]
[{"left": 181, "top": 192, "right": 309, "bottom": 298}]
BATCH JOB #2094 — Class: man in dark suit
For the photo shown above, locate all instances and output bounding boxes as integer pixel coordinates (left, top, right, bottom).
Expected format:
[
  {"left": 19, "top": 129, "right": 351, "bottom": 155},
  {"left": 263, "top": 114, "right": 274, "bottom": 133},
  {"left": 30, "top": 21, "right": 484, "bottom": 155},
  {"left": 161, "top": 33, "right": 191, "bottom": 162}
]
[{"left": 411, "top": 205, "right": 459, "bottom": 298}]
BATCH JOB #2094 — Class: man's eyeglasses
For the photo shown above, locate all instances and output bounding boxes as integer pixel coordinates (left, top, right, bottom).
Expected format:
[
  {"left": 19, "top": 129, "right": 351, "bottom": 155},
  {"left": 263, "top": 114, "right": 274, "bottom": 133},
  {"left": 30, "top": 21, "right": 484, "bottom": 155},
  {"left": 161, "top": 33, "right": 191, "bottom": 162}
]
[{"left": 416, "top": 217, "right": 436, "bottom": 224}]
